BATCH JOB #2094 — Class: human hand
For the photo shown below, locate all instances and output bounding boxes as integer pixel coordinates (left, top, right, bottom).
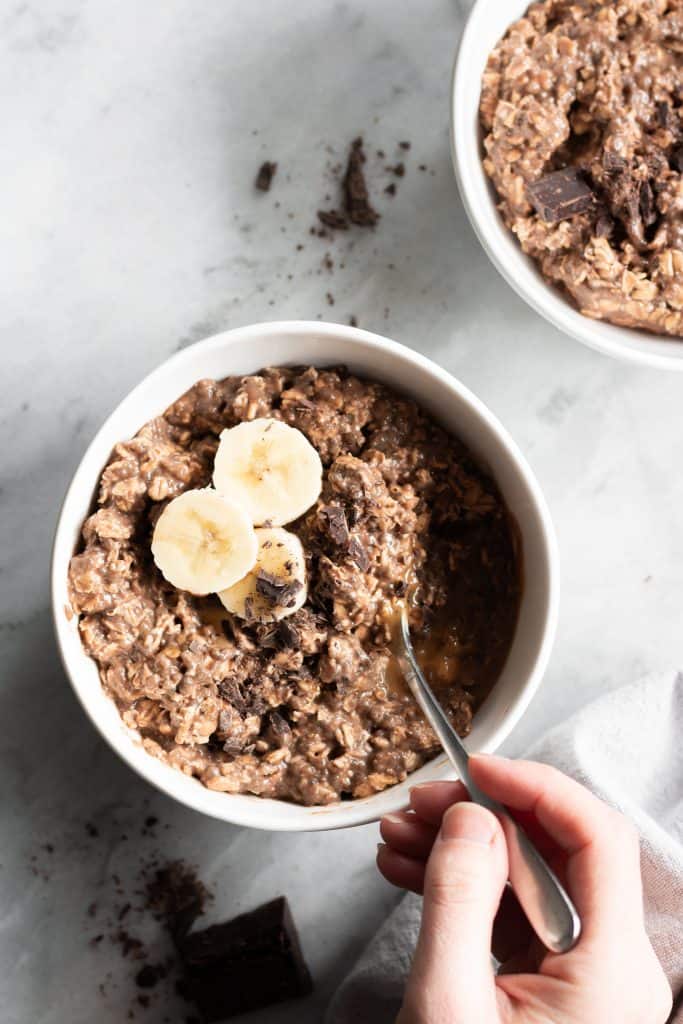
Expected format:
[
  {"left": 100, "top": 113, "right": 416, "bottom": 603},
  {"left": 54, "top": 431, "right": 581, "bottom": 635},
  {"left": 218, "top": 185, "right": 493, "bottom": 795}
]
[{"left": 377, "top": 755, "right": 672, "bottom": 1024}]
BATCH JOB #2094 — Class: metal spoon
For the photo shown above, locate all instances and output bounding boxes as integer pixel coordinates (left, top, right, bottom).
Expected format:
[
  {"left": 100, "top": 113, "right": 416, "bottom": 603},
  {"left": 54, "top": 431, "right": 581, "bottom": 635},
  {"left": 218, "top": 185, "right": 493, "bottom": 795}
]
[{"left": 395, "top": 607, "right": 581, "bottom": 954}]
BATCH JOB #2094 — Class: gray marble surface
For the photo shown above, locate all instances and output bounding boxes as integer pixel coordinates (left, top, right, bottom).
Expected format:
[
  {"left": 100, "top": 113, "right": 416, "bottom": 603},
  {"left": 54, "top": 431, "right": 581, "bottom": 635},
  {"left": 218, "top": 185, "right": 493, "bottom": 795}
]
[{"left": 2, "top": 1, "right": 682, "bottom": 1021}]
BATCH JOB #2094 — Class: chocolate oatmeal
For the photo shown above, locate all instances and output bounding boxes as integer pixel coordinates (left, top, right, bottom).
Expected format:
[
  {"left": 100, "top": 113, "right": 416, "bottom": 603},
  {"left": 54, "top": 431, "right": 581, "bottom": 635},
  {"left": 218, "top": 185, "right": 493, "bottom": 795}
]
[
  {"left": 481, "top": 0, "right": 683, "bottom": 336},
  {"left": 68, "top": 367, "right": 520, "bottom": 805}
]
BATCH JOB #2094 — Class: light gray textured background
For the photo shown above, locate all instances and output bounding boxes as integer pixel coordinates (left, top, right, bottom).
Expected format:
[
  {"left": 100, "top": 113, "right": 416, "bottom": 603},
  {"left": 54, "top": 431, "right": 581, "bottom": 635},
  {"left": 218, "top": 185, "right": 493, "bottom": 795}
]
[{"left": 2, "top": 1, "right": 682, "bottom": 1021}]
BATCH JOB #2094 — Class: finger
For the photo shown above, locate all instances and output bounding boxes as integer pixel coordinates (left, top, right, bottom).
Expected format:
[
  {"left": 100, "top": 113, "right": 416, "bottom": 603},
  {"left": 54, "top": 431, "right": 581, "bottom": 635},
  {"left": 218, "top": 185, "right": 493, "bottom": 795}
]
[
  {"left": 376, "top": 844, "right": 426, "bottom": 894},
  {"left": 408, "top": 780, "right": 469, "bottom": 825},
  {"left": 404, "top": 803, "right": 507, "bottom": 1021},
  {"left": 470, "top": 755, "right": 643, "bottom": 937},
  {"left": 380, "top": 813, "right": 438, "bottom": 861}
]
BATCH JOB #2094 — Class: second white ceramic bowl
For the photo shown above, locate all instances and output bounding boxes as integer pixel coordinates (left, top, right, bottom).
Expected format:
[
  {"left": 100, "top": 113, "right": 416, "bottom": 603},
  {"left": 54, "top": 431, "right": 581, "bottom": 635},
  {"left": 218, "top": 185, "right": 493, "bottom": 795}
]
[
  {"left": 452, "top": 0, "right": 683, "bottom": 371},
  {"left": 52, "top": 321, "right": 559, "bottom": 830}
]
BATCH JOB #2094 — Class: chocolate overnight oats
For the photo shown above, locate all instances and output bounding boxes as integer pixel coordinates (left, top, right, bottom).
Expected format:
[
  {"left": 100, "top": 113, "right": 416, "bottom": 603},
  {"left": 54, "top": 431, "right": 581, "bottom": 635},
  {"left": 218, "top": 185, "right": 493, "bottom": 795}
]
[
  {"left": 480, "top": 0, "right": 683, "bottom": 336},
  {"left": 68, "top": 366, "right": 520, "bottom": 805}
]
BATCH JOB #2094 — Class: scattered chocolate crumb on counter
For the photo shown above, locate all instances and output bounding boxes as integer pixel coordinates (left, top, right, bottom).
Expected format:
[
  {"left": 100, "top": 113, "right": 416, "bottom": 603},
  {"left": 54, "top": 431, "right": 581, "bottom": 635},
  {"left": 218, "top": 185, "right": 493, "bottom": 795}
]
[
  {"left": 480, "top": 0, "right": 683, "bottom": 337},
  {"left": 399, "top": 140, "right": 411, "bottom": 151},
  {"left": 387, "top": 162, "right": 405, "bottom": 178},
  {"left": 318, "top": 137, "right": 379, "bottom": 230},
  {"left": 255, "top": 161, "right": 277, "bottom": 192},
  {"left": 144, "top": 861, "right": 210, "bottom": 941},
  {"left": 325, "top": 291, "right": 335, "bottom": 305},
  {"left": 385, "top": 182, "right": 397, "bottom": 196},
  {"left": 349, "top": 315, "right": 358, "bottom": 326},
  {"left": 68, "top": 365, "right": 521, "bottom": 806},
  {"left": 178, "top": 896, "right": 312, "bottom": 1021}
]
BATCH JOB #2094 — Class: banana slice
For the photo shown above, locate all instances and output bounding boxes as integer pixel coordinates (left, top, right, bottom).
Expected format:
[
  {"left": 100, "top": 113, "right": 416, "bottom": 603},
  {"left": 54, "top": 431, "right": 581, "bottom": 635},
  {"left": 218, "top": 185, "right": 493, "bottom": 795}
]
[
  {"left": 218, "top": 527, "right": 307, "bottom": 622},
  {"left": 212, "top": 418, "right": 323, "bottom": 526},
  {"left": 151, "top": 489, "right": 257, "bottom": 596}
]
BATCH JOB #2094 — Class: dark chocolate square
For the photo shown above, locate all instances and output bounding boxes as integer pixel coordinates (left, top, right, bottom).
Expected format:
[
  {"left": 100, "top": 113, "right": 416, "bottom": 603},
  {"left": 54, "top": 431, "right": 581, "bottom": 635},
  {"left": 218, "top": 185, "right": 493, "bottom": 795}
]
[{"left": 179, "top": 896, "right": 312, "bottom": 1021}]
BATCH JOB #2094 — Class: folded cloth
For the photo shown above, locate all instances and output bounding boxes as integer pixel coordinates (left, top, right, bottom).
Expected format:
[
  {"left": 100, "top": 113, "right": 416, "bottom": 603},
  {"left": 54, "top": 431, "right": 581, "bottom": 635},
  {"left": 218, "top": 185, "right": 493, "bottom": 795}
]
[{"left": 326, "top": 671, "right": 683, "bottom": 1024}]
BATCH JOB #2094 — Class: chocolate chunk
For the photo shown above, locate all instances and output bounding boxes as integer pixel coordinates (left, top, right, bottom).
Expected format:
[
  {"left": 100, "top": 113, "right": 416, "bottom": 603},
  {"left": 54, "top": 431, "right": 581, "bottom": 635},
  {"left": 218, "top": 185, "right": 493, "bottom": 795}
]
[
  {"left": 526, "top": 168, "right": 596, "bottom": 223},
  {"left": 347, "top": 537, "right": 369, "bottom": 572},
  {"left": 671, "top": 145, "right": 683, "bottom": 174},
  {"left": 218, "top": 678, "right": 267, "bottom": 718},
  {"left": 255, "top": 161, "right": 277, "bottom": 192},
  {"left": 320, "top": 505, "right": 350, "bottom": 546},
  {"left": 277, "top": 619, "right": 299, "bottom": 648},
  {"left": 266, "top": 710, "right": 292, "bottom": 746},
  {"left": 178, "top": 896, "right": 312, "bottom": 1021},
  {"left": 639, "top": 181, "right": 657, "bottom": 227},
  {"left": 256, "top": 570, "right": 303, "bottom": 608},
  {"left": 343, "top": 138, "right": 379, "bottom": 227},
  {"left": 317, "top": 209, "right": 348, "bottom": 230}
]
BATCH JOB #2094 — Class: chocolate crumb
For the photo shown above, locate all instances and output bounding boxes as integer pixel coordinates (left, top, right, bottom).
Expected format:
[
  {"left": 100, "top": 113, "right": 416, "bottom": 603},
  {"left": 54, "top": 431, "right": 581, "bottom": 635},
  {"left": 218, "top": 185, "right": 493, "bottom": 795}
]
[
  {"left": 326, "top": 291, "right": 335, "bottom": 306},
  {"left": 144, "top": 861, "right": 209, "bottom": 941},
  {"left": 418, "top": 163, "right": 427, "bottom": 171},
  {"left": 255, "top": 161, "right": 277, "bottom": 192},
  {"left": 387, "top": 162, "right": 405, "bottom": 177},
  {"left": 399, "top": 140, "right": 411, "bottom": 150},
  {"left": 343, "top": 137, "right": 379, "bottom": 227},
  {"left": 317, "top": 209, "right": 348, "bottom": 231},
  {"left": 86, "top": 822, "right": 99, "bottom": 838},
  {"left": 384, "top": 182, "right": 397, "bottom": 196},
  {"left": 349, "top": 315, "right": 358, "bottom": 327}
]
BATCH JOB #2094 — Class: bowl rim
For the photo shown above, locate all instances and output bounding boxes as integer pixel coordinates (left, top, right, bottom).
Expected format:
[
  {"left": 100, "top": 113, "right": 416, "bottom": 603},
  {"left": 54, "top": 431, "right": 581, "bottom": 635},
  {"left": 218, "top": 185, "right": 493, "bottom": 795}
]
[
  {"left": 450, "top": 0, "right": 683, "bottom": 372},
  {"left": 51, "top": 320, "right": 560, "bottom": 830}
]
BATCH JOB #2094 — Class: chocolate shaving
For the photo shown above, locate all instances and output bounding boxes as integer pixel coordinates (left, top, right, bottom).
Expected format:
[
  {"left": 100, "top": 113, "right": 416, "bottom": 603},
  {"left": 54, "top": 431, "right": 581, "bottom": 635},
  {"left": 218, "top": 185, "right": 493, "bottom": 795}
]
[
  {"left": 594, "top": 211, "right": 614, "bottom": 238},
  {"left": 656, "top": 101, "right": 676, "bottom": 130},
  {"left": 256, "top": 570, "right": 303, "bottom": 608},
  {"left": 347, "top": 537, "right": 369, "bottom": 572},
  {"left": 319, "top": 505, "right": 350, "bottom": 546},
  {"left": 343, "top": 138, "right": 379, "bottom": 227},
  {"left": 671, "top": 145, "right": 683, "bottom": 174},
  {"left": 255, "top": 161, "right": 277, "bottom": 192},
  {"left": 526, "top": 168, "right": 596, "bottom": 223}
]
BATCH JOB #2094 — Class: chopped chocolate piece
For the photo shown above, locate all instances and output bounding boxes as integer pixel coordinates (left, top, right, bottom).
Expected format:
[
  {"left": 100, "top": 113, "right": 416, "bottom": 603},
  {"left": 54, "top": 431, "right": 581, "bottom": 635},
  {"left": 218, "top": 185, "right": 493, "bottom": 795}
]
[
  {"left": 317, "top": 209, "right": 348, "bottom": 230},
  {"left": 255, "top": 161, "right": 277, "bottom": 192},
  {"left": 526, "top": 168, "right": 596, "bottom": 223},
  {"left": 266, "top": 710, "right": 292, "bottom": 746},
  {"left": 347, "top": 537, "right": 369, "bottom": 572},
  {"left": 388, "top": 162, "right": 405, "bottom": 177},
  {"left": 256, "top": 570, "right": 303, "bottom": 608},
  {"left": 277, "top": 619, "right": 299, "bottom": 648},
  {"left": 319, "top": 505, "right": 350, "bottom": 546},
  {"left": 179, "top": 896, "right": 312, "bottom": 1021},
  {"left": 639, "top": 180, "right": 657, "bottom": 227},
  {"left": 343, "top": 138, "right": 379, "bottom": 227},
  {"left": 385, "top": 182, "right": 397, "bottom": 196},
  {"left": 671, "top": 145, "right": 683, "bottom": 174}
]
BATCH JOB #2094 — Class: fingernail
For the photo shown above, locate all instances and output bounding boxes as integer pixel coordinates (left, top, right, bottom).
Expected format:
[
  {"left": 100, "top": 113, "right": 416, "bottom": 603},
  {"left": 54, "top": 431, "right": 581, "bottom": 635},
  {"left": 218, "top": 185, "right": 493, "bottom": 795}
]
[
  {"left": 383, "top": 812, "right": 412, "bottom": 825},
  {"left": 441, "top": 803, "right": 497, "bottom": 845},
  {"left": 410, "top": 782, "right": 439, "bottom": 793},
  {"left": 471, "top": 752, "right": 509, "bottom": 762}
]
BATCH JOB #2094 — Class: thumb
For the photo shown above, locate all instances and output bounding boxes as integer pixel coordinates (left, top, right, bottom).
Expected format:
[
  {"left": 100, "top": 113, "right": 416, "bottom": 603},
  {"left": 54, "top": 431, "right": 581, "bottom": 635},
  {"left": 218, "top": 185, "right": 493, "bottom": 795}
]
[{"left": 402, "top": 802, "right": 507, "bottom": 1023}]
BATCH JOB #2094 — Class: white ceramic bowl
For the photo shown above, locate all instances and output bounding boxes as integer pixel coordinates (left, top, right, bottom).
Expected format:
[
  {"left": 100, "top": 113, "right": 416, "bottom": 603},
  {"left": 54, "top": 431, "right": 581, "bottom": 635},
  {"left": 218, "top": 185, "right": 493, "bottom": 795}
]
[
  {"left": 52, "top": 321, "right": 559, "bottom": 831},
  {"left": 451, "top": 0, "right": 683, "bottom": 371}
]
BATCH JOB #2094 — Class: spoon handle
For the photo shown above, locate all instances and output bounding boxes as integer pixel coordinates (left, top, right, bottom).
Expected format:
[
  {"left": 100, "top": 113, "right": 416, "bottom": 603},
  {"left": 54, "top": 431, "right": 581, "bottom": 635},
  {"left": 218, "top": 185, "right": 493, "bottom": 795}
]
[{"left": 397, "top": 613, "right": 581, "bottom": 954}]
